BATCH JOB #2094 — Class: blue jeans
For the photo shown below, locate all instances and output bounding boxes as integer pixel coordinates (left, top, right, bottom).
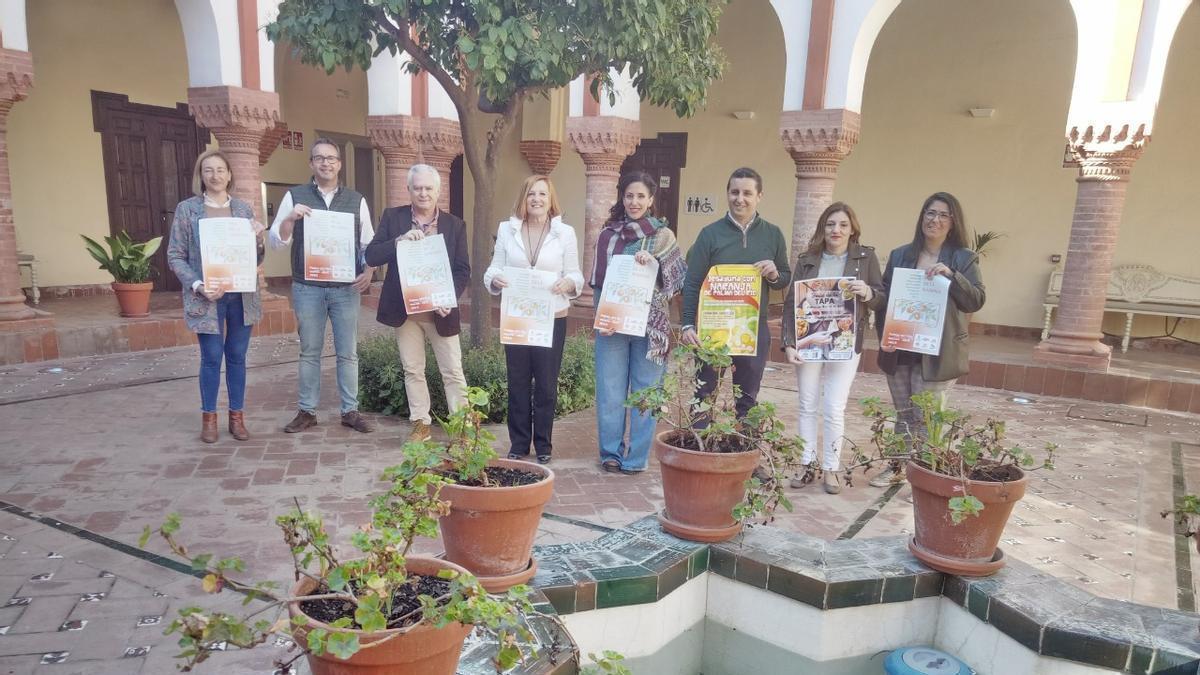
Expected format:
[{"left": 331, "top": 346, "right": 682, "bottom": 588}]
[
  {"left": 197, "top": 293, "right": 252, "bottom": 413},
  {"left": 292, "top": 282, "right": 360, "bottom": 414},
  {"left": 594, "top": 332, "right": 665, "bottom": 472}
]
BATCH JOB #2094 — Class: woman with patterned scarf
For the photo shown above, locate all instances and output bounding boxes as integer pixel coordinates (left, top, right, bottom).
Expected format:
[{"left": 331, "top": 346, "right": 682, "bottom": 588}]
[{"left": 591, "top": 171, "right": 688, "bottom": 474}]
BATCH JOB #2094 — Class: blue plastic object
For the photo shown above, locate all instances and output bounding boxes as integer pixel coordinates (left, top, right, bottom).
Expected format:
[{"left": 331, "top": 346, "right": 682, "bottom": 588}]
[{"left": 883, "top": 647, "right": 975, "bottom": 675}]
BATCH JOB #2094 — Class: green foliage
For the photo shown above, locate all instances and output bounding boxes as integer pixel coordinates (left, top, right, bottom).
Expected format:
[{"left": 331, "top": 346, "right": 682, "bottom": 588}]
[
  {"left": 971, "top": 230, "right": 1005, "bottom": 257},
  {"left": 358, "top": 331, "right": 595, "bottom": 423},
  {"left": 80, "top": 231, "right": 162, "bottom": 283},
  {"left": 582, "top": 650, "right": 633, "bottom": 674},
  {"left": 267, "top": 0, "right": 728, "bottom": 118},
  {"left": 1162, "top": 494, "right": 1200, "bottom": 540},
  {"left": 847, "top": 392, "right": 1058, "bottom": 524},
  {"left": 626, "top": 336, "right": 806, "bottom": 527}
]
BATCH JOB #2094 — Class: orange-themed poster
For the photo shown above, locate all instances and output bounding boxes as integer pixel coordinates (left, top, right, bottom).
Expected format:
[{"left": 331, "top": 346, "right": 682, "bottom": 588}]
[
  {"left": 303, "top": 210, "right": 356, "bottom": 282},
  {"left": 697, "top": 264, "right": 762, "bottom": 356},
  {"left": 499, "top": 266, "right": 557, "bottom": 348},
  {"left": 395, "top": 234, "right": 457, "bottom": 314},
  {"left": 793, "top": 277, "right": 856, "bottom": 361},
  {"left": 880, "top": 267, "right": 951, "bottom": 356},
  {"left": 198, "top": 217, "right": 257, "bottom": 292},
  {"left": 594, "top": 255, "right": 658, "bottom": 337}
]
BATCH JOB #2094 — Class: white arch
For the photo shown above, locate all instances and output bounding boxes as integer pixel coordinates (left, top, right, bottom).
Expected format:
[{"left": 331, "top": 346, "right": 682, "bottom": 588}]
[
  {"left": 427, "top": 78, "right": 458, "bottom": 121},
  {"left": 257, "top": 0, "right": 282, "bottom": 92},
  {"left": 367, "top": 50, "right": 413, "bottom": 116},
  {"left": 769, "top": 0, "right": 811, "bottom": 112},
  {"left": 568, "top": 67, "right": 640, "bottom": 120},
  {"left": 0, "top": 0, "right": 27, "bottom": 51},
  {"left": 174, "top": 0, "right": 241, "bottom": 87},
  {"left": 825, "top": 0, "right": 903, "bottom": 112}
]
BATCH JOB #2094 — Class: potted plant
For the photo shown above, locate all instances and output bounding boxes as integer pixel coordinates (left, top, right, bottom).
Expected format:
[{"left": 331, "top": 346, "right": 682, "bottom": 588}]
[
  {"left": 845, "top": 391, "right": 1057, "bottom": 576},
  {"left": 80, "top": 231, "right": 163, "bottom": 317},
  {"left": 140, "top": 398, "right": 537, "bottom": 674},
  {"left": 1162, "top": 495, "right": 1200, "bottom": 554},
  {"left": 626, "top": 339, "right": 806, "bottom": 543},
  {"left": 402, "top": 388, "right": 555, "bottom": 592}
]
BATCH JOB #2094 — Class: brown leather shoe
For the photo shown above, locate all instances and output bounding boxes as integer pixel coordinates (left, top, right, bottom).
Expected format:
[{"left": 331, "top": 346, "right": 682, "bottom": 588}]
[
  {"left": 341, "top": 411, "right": 375, "bottom": 433},
  {"left": 201, "top": 412, "right": 218, "bottom": 444},
  {"left": 284, "top": 410, "right": 318, "bottom": 433},
  {"left": 228, "top": 411, "right": 249, "bottom": 441}
]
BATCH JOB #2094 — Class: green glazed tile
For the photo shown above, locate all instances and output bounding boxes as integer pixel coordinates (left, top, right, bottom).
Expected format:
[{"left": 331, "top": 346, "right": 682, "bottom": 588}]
[
  {"left": 825, "top": 578, "right": 883, "bottom": 610},
  {"left": 914, "top": 572, "right": 944, "bottom": 598},
  {"left": 734, "top": 554, "right": 769, "bottom": 588},
  {"left": 688, "top": 547, "right": 711, "bottom": 578},
  {"left": 710, "top": 547, "right": 736, "bottom": 579},
  {"left": 881, "top": 575, "right": 916, "bottom": 604},
  {"left": 1128, "top": 645, "right": 1153, "bottom": 674},
  {"left": 541, "top": 585, "right": 575, "bottom": 615},
  {"left": 968, "top": 585, "right": 990, "bottom": 621},
  {"left": 575, "top": 581, "right": 597, "bottom": 612},
  {"left": 657, "top": 556, "right": 690, "bottom": 600},
  {"left": 765, "top": 564, "right": 825, "bottom": 609},
  {"left": 589, "top": 564, "right": 653, "bottom": 581},
  {"left": 597, "top": 575, "right": 658, "bottom": 609}
]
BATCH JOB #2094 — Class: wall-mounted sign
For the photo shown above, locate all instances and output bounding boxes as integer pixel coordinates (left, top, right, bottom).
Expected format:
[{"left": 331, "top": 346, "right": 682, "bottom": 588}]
[
  {"left": 659, "top": 176, "right": 671, "bottom": 189},
  {"left": 685, "top": 195, "right": 717, "bottom": 216}
]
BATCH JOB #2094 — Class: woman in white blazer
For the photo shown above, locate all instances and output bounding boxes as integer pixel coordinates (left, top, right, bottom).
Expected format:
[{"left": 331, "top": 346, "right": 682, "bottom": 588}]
[{"left": 484, "top": 175, "right": 584, "bottom": 464}]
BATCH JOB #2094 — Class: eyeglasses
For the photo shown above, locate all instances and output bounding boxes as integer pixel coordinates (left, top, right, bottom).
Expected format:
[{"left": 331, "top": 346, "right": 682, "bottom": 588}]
[
  {"left": 924, "top": 209, "right": 952, "bottom": 221},
  {"left": 311, "top": 155, "right": 341, "bottom": 164}
]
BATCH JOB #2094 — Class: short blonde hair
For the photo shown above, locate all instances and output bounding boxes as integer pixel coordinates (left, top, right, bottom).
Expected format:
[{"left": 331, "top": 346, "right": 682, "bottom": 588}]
[
  {"left": 192, "top": 149, "right": 234, "bottom": 196},
  {"left": 511, "top": 175, "right": 562, "bottom": 221}
]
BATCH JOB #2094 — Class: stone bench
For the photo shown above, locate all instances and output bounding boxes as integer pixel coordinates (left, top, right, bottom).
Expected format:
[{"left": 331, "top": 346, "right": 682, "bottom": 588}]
[{"left": 1042, "top": 264, "right": 1200, "bottom": 352}]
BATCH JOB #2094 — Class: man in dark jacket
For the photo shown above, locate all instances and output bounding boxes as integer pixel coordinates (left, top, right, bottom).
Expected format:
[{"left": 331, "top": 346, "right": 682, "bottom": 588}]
[
  {"left": 364, "top": 164, "right": 470, "bottom": 442},
  {"left": 680, "top": 167, "right": 792, "bottom": 420}
]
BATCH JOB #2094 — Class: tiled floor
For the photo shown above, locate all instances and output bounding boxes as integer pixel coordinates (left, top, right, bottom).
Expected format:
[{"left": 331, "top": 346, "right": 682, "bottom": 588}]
[{"left": 0, "top": 332, "right": 1198, "bottom": 672}]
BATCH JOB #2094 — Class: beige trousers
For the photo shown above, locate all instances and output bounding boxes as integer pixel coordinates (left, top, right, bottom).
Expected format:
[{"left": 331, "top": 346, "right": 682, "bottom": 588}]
[{"left": 395, "top": 318, "right": 468, "bottom": 424}]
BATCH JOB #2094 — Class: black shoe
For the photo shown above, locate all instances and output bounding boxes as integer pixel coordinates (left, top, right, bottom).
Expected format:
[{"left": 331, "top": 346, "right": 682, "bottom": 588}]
[
  {"left": 537, "top": 454, "right": 552, "bottom": 465},
  {"left": 507, "top": 452, "right": 527, "bottom": 461}
]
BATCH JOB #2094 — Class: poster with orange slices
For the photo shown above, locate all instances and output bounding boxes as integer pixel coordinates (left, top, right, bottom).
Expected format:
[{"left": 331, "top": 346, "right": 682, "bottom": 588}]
[
  {"left": 793, "top": 276, "right": 856, "bottom": 361},
  {"left": 880, "top": 267, "right": 951, "bottom": 356},
  {"left": 698, "top": 264, "right": 762, "bottom": 356},
  {"left": 395, "top": 234, "right": 457, "bottom": 314},
  {"left": 594, "top": 255, "right": 658, "bottom": 337},
  {"left": 198, "top": 217, "right": 257, "bottom": 292},
  {"left": 499, "top": 266, "right": 557, "bottom": 348}
]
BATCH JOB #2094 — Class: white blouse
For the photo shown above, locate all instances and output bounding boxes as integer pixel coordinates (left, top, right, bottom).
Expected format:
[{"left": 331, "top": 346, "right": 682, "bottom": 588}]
[{"left": 483, "top": 216, "right": 584, "bottom": 315}]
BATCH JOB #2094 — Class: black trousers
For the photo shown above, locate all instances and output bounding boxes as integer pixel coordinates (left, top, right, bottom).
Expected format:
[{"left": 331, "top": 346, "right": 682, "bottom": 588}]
[
  {"left": 505, "top": 317, "right": 567, "bottom": 456},
  {"left": 693, "top": 318, "right": 770, "bottom": 424}
]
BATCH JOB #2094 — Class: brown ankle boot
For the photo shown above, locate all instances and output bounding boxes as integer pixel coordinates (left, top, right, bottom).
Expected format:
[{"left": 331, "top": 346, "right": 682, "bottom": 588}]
[
  {"left": 201, "top": 412, "right": 218, "bottom": 443},
  {"left": 228, "top": 411, "right": 249, "bottom": 441}
]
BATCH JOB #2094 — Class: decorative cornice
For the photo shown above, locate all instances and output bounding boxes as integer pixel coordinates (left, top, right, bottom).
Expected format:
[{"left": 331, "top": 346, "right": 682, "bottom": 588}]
[
  {"left": 188, "top": 86, "right": 281, "bottom": 134},
  {"left": 259, "top": 122, "right": 288, "bottom": 166},
  {"left": 779, "top": 109, "right": 861, "bottom": 170},
  {"left": 366, "top": 114, "right": 423, "bottom": 156},
  {"left": 566, "top": 116, "right": 641, "bottom": 160},
  {"left": 0, "top": 47, "right": 34, "bottom": 111},
  {"left": 1064, "top": 123, "right": 1147, "bottom": 181},
  {"left": 418, "top": 117, "right": 464, "bottom": 164},
  {"left": 519, "top": 140, "right": 563, "bottom": 175}
]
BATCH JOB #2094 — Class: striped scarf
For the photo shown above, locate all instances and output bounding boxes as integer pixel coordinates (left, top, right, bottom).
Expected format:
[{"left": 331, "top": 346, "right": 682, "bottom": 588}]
[{"left": 590, "top": 216, "right": 659, "bottom": 289}]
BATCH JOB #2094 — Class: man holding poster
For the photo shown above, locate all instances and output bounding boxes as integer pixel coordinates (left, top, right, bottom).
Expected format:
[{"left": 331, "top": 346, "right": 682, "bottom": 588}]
[
  {"left": 681, "top": 167, "right": 791, "bottom": 420},
  {"left": 269, "top": 138, "right": 376, "bottom": 434},
  {"left": 365, "top": 165, "right": 471, "bottom": 443}
]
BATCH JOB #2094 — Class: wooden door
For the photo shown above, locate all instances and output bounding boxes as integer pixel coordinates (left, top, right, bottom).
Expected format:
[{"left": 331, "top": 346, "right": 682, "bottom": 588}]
[
  {"left": 93, "top": 92, "right": 209, "bottom": 291},
  {"left": 621, "top": 132, "right": 687, "bottom": 233}
]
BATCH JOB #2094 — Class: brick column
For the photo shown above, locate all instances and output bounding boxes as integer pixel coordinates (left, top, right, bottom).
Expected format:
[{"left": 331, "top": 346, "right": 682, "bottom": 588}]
[
  {"left": 418, "top": 118, "right": 463, "bottom": 213},
  {"left": 1033, "top": 123, "right": 1147, "bottom": 371},
  {"left": 188, "top": 86, "right": 283, "bottom": 300},
  {"left": 779, "top": 109, "right": 860, "bottom": 257},
  {"left": 0, "top": 48, "right": 35, "bottom": 321},
  {"left": 566, "top": 116, "right": 640, "bottom": 306},
  {"left": 366, "top": 114, "right": 422, "bottom": 208},
  {"left": 519, "top": 140, "right": 563, "bottom": 175}
]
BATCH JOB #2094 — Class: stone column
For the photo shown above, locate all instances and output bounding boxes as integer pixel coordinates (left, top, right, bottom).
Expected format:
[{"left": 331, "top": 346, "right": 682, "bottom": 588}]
[
  {"left": 418, "top": 118, "right": 464, "bottom": 213},
  {"left": 566, "top": 116, "right": 640, "bottom": 307},
  {"left": 188, "top": 86, "right": 283, "bottom": 299},
  {"left": 1034, "top": 123, "right": 1147, "bottom": 371},
  {"left": 0, "top": 48, "right": 35, "bottom": 321},
  {"left": 519, "top": 140, "right": 563, "bottom": 175},
  {"left": 779, "top": 109, "right": 860, "bottom": 257},
  {"left": 366, "top": 114, "right": 422, "bottom": 208}
]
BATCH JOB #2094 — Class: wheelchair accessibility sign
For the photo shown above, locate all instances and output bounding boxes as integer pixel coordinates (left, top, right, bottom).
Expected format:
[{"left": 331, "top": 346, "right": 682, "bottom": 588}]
[{"left": 685, "top": 195, "right": 716, "bottom": 215}]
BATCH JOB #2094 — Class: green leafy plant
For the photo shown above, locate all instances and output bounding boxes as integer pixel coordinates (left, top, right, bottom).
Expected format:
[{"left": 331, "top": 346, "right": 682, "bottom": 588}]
[
  {"left": 139, "top": 396, "right": 537, "bottom": 673},
  {"left": 971, "top": 230, "right": 1005, "bottom": 258},
  {"left": 626, "top": 335, "right": 806, "bottom": 525},
  {"left": 358, "top": 331, "right": 595, "bottom": 423},
  {"left": 845, "top": 391, "right": 1057, "bottom": 523},
  {"left": 1162, "top": 494, "right": 1200, "bottom": 540},
  {"left": 80, "top": 232, "right": 163, "bottom": 283},
  {"left": 267, "top": 0, "right": 729, "bottom": 345},
  {"left": 582, "top": 650, "right": 633, "bottom": 674}
]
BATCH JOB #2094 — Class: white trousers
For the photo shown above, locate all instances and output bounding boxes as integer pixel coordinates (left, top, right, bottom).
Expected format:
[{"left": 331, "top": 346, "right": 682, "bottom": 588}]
[{"left": 795, "top": 352, "right": 861, "bottom": 471}]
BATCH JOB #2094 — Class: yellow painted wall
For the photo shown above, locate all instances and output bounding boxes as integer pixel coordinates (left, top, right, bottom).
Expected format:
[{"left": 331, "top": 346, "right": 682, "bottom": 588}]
[{"left": 9, "top": 0, "right": 191, "bottom": 287}]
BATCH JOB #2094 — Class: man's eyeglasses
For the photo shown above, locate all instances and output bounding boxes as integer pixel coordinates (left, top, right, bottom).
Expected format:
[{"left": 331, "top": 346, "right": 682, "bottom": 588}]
[
  {"left": 924, "top": 209, "right": 952, "bottom": 222},
  {"left": 311, "top": 155, "right": 341, "bottom": 164}
]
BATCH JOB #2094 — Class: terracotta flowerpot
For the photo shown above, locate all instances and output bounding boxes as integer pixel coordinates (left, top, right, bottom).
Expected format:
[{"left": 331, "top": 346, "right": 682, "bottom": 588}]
[
  {"left": 654, "top": 431, "right": 759, "bottom": 543},
  {"left": 439, "top": 458, "right": 554, "bottom": 592},
  {"left": 906, "top": 462, "right": 1027, "bottom": 577},
  {"left": 111, "top": 281, "right": 153, "bottom": 318},
  {"left": 288, "top": 556, "right": 473, "bottom": 675}
]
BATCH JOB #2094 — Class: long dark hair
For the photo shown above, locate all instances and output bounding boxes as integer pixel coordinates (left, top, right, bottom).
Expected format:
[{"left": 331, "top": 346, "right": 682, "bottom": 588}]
[
  {"left": 805, "top": 202, "right": 862, "bottom": 255},
  {"left": 607, "top": 171, "right": 657, "bottom": 222},
  {"left": 910, "top": 192, "right": 968, "bottom": 251}
]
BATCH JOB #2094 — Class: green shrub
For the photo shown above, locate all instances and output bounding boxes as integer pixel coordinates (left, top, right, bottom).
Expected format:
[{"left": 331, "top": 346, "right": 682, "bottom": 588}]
[{"left": 358, "top": 330, "right": 595, "bottom": 424}]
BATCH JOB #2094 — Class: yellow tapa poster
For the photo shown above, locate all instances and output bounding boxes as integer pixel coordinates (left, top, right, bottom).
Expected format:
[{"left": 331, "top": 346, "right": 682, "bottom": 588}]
[{"left": 698, "top": 264, "right": 762, "bottom": 356}]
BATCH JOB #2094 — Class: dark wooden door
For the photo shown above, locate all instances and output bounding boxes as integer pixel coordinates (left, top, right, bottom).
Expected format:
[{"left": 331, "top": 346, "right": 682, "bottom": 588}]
[
  {"left": 93, "top": 92, "right": 209, "bottom": 291},
  {"left": 621, "top": 132, "right": 687, "bottom": 233}
]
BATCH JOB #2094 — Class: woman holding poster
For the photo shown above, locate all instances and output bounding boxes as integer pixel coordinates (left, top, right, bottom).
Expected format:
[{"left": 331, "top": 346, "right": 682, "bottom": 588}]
[
  {"left": 869, "top": 192, "right": 986, "bottom": 487},
  {"left": 166, "top": 150, "right": 265, "bottom": 443},
  {"left": 780, "top": 203, "right": 883, "bottom": 493},
  {"left": 484, "top": 175, "right": 584, "bottom": 465},
  {"left": 590, "top": 171, "right": 687, "bottom": 474}
]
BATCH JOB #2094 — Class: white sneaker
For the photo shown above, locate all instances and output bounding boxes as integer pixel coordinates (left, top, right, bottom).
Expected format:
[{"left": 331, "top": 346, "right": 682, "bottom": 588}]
[{"left": 868, "top": 465, "right": 906, "bottom": 488}]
